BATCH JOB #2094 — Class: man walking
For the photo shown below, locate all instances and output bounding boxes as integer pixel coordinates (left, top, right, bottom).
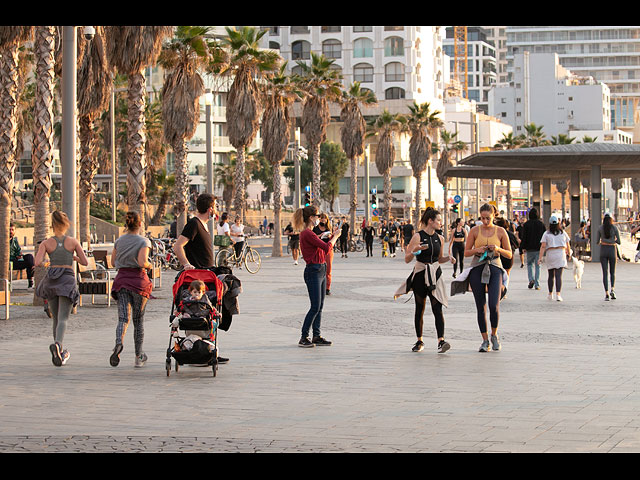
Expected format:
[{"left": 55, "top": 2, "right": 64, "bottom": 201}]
[{"left": 520, "top": 208, "right": 546, "bottom": 290}]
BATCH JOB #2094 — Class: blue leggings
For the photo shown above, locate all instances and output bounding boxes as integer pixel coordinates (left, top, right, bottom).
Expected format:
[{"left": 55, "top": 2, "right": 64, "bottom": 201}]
[{"left": 469, "top": 265, "right": 503, "bottom": 334}]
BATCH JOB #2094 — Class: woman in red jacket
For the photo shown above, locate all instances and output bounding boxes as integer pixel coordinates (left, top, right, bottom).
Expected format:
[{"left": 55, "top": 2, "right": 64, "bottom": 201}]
[{"left": 292, "top": 205, "right": 340, "bottom": 348}]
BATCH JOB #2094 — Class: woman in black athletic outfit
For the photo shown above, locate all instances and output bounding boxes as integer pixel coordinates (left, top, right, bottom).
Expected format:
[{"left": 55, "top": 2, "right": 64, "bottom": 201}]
[
  {"left": 449, "top": 218, "right": 466, "bottom": 278},
  {"left": 397, "top": 207, "right": 455, "bottom": 354}
]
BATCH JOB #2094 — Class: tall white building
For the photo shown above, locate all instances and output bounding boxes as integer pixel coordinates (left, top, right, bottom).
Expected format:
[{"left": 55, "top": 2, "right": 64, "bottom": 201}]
[
  {"left": 488, "top": 52, "right": 611, "bottom": 139},
  {"left": 505, "top": 26, "right": 640, "bottom": 138}
]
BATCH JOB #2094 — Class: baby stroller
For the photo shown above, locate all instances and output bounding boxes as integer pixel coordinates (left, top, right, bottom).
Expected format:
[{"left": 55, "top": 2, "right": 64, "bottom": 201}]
[{"left": 166, "top": 269, "right": 225, "bottom": 377}]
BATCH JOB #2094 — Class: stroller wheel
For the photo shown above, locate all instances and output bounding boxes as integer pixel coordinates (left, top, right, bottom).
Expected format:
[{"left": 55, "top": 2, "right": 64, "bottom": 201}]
[
  {"left": 166, "top": 359, "right": 171, "bottom": 377},
  {"left": 212, "top": 363, "right": 217, "bottom": 377},
  {"left": 175, "top": 362, "right": 179, "bottom": 373}
]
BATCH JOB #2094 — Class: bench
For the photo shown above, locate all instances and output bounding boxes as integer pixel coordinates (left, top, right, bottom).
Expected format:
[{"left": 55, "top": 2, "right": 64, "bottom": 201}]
[
  {"left": 0, "top": 279, "right": 9, "bottom": 319},
  {"left": 77, "top": 256, "right": 113, "bottom": 307}
]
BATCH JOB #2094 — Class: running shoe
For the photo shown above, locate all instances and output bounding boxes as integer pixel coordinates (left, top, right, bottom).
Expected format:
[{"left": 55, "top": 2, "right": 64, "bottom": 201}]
[
  {"left": 605, "top": 294, "right": 610, "bottom": 301},
  {"left": 49, "top": 342, "right": 62, "bottom": 367},
  {"left": 60, "top": 349, "right": 70, "bottom": 366},
  {"left": 610, "top": 290, "right": 616, "bottom": 300},
  {"left": 110, "top": 344, "right": 123, "bottom": 367},
  {"left": 134, "top": 352, "right": 148, "bottom": 368},
  {"left": 412, "top": 340, "right": 424, "bottom": 352},
  {"left": 479, "top": 340, "right": 491, "bottom": 352},
  {"left": 528, "top": 281, "right": 534, "bottom": 289},
  {"left": 298, "top": 337, "right": 315, "bottom": 348},
  {"left": 437, "top": 340, "right": 450, "bottom": 354},
  {"left": 312, "top": 336, "right": 332, "bottom": 346},
  {"left": 490, "top": 334, "right": 501, "bottom": 351},
  {"left": 217, "top": 356, "right": 229, "bottom": 364},
  {"left": 548, "top": 292, "right": 554, "bottom": 301},
  {"left": 556, "top": 293, "right": 563, "bottom": 302}
]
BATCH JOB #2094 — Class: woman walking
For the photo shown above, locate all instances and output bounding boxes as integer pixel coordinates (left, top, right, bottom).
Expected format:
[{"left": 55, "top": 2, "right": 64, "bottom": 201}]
[
  {"left": 230, "top": 215, "right": 245, "bottom": 259},
  {"left": 284, "top": 222, "right": 300, "bottom": 265},
  {"left": 597, "top": 213, "right": 621, "bottom": 301},
  {"left": 34, "top": 211, "right": 89, "bottom": 367},
  {"left": 462, "top": 204, "right": 511, "bottom": 352},
  {"left": 313, "top": 213, "right": 334, "bottom": 296},
  {"left": 363, "top": 221, "right": 375, "bottom": 257},
  {"left": 538, "top": 216, "right": 571, "bottom": 302},
  {"left": 293, "top": 205, "right": 340, "bottom": 348},
  {"left": 448, "top": 218, "right": 466, "bottom": 278},
  {"left": 109, "top": 212, "right": 153, "bottom": 368},
  {"left": 395, "top": 207, "right": 455, "bottom": 354}
]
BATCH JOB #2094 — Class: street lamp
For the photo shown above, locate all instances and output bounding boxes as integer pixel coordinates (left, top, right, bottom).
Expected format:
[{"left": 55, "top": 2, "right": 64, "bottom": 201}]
[{"left": 203, "top": 89, "right": 214, "bottom": 242}]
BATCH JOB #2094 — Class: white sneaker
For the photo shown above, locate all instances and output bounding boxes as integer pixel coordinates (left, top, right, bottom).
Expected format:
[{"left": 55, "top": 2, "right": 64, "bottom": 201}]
[
  {"left": 135, "top": 353, "right": 148, "bottom": 368},
  {"left": 548, "top": 293, "right": 554, "bottom": 301},
  {"left": 294, "top": 260, "right": 298, "bottom": 265},
  {"left": 556, "top": 293, "right": 563, "bottom": 302}
]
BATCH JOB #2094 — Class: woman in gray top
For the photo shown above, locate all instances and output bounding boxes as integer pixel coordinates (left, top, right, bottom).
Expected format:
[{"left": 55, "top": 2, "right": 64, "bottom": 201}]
[
  {"left": 34, "top": 211, "right": 89, "bottom": 367},
  {"left": 109, "top": 212, "right": 153, "bottom": 368},
  {"left": 597, "top": 213, "right": 621, "bottom": 301}
]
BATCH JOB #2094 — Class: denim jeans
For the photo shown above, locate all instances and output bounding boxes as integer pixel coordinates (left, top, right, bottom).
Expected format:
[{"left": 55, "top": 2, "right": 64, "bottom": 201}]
[
  {"left": 526, "top": 250, "right": 540, "bottom": 287},
  {"left": 302, "top": 263, "right": 326, "bottom": 339}
]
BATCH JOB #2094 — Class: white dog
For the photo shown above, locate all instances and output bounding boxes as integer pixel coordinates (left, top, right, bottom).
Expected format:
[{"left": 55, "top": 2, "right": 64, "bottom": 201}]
[{"left": 571, "top": 256, "right": 584, "bottom": 289}]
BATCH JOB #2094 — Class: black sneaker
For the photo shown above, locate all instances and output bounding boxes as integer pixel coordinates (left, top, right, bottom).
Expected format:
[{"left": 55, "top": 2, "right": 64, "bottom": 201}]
[
  {"left": 326, "top": 289, "right": 331, "bottom": 296},
  {"left": 605, "top": 294, "right": 610, "bottom": 301},
  {"left": 610, "top": 290, "right": 616, "bottom": 300},
  {"left": 110, "top": 344, "right": 123, "bottom": 367},
  {"left": 49, "top": 342, "right": 62, "bottom": 367},
  {"left": 437, "top": 340, "right": 450, "bottom": 354},
  {"left": 298, "top": 337, "right": 315, "bottom": 348},
  {"left": 412, "top": 340, "right": 424, "bottom": 352},
  {"left": 217, "top": 356, "right": 229, "bottom": 364},
  {"left": 528, "top": 281, "right": 534, "bottom": 289},
  {"left": 312, "top": 336, "right": 332, "bottom": 346}
]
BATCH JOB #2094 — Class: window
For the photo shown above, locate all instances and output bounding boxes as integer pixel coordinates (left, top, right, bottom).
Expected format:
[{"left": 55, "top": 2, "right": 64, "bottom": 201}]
[
  {"left": 353, "top": 38, "right": 373, "bottom": 58},
  {"left": 385, "top": 87, "right": 405, "bottom": 99},
  {"left": 385, "top": 62, "right": 404, "bottom": 82},
  {"left": 291, "top": 26, "right": 310, "bottom": 34},
  {"left": 353, "top": 26, "right": 372, "bottom": 33},
  {"left": 384, "top": 37, "right": 404, "bottom": 56},
  {"left": 354, "top": 63, "right": 373, "bottom": 83},
  {"left": 384, "top": 26, "right": 404, "bottom": 31},
  {"left": 322, "top": 39, "right": 342, "bottom": 59},
  {"left": 321, "top": 26, "right": 341, "bottom": 33},
  {"left": 292, "top": 40, "right": 311, "bottom": 60}
]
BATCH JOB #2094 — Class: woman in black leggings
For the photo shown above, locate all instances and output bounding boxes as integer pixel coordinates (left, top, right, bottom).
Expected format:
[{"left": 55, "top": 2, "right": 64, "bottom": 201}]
[
  {"left": 400, "top": 208, "right": 455, "bottom": 354},
  {"left": 597, "top": 214, "right": 621, "bottom": 301},
  {"left": 449, "top": 218, "right": 466, "bottom": 278},
  {"left": 363, "top": 221, "right": 375, "bottom": 257}
]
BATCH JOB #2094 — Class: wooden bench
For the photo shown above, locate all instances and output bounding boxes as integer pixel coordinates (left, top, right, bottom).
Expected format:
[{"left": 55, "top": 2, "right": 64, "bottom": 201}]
[
  {"left": 77, "top": 256, "right": 113, "bottom": 307},
  {"left": 0, "top": 279, "right": 9, "bottom": 319}
]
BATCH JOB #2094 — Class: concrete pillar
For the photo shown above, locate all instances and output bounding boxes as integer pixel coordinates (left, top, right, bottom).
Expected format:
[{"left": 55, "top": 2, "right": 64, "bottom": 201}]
[
  {"left": 591, "top": 165, "right": 602, "bottom": 262},
  {"left": 532, "top": 181, "right": 541, "bottom": 212},
  {"left": 570, "top": 171, "right": 581, "bottom": 237},
  {"left": 543, "top": 178, "right": 552, "bottom": 225}
]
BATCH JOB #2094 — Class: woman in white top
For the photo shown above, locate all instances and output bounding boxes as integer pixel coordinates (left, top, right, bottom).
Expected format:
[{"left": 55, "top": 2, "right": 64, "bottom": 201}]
[
  {"left": 230, "top": 215, "right": 245, "bottom": 258},
  {"left": 538, "top": 215, "right": 571, "bottom": 302}
]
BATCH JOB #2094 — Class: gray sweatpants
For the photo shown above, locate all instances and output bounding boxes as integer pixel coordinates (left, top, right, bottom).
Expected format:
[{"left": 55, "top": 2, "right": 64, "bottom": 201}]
[{"left": 49, "top": 296, "right": 73, "bottom": 345}]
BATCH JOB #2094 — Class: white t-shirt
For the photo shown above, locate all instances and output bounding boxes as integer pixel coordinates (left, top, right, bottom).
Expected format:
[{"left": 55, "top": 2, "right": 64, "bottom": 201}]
[
  {"left": 541, "top": 230, "right": 570, "bottom": 249},
  {"left": 230, "top": 223, "right": 245, "bottom": 243},
  {"left": 217, "top": 222, "right": 230, "bottom": 236}
]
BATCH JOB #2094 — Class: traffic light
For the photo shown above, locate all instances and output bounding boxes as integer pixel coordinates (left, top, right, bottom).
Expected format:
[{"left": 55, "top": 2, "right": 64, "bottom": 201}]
[
  {"left": 451, "top": 204, "right": 458, "bottom": 214},
  {"left": 304, "top": 185, "right": 311, "bottom": 206},
  {"left": 371, "top": 188, "right": 377, "bottom": 209}
]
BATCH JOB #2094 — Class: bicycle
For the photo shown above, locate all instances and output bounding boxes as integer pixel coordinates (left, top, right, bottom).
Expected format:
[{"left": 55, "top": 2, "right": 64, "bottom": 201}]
[
  {"left": 348, "top": 238, "right": 364, "bottom": 253},
  {"left": 215, "top": 234, "right": 261, "bottom": 274}
]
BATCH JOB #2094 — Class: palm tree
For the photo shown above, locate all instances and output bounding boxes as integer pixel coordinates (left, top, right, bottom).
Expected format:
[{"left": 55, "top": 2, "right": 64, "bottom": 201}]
[
  {"left": 223, "top": 26, "right": 280, "bottom": 223},
  {"left": 159, "top": 26, "right": 215, "bottom": 234},
  {"left": 340, "top": 82, "right": 377, "bottom": 230},
  {"left": 0, "top": 26, "right": 33, "bottom": 286},
  {"left": 149, "top": 169, "right": 175, "bottom": 225},
  {"left": 494, "top": 132, "right": 523, "bottom": 220},
  {"left": 295, "top": 52, "right": 343, "bottom": 208},
  {"left": 434, "top": 130, "right": 466, "bottom": 235},
  {"left": 261, "top": 62, "right": 301, "bottom": 257},
  {"left": 105, "top": 26, "right": 173, "bottom": 226},
  {"left": 520, "top": 123, "right": 549, "bottom": 147},
  {"left": 367, "top": 109, "right": 405, "bottom": 223},
  {"left": 610, "top": 178, "right": 623, "bottom": 220},
  {"left": 78, "top": 26, "right": 112, "bottom": 246},
  {"left": 406, "top": 101, "right": 443, "bottom": 228},
  {"left": 214, "top": 160, "right": 235, "bottom": 213},
  {"left": 631, "top": 178, "right": 640, "bottom": 212}
]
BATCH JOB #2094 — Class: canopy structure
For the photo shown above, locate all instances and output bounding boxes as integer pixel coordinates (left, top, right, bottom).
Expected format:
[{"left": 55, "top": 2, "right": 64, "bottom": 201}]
[{"left": 444, "top": 144, "right": 640, "bottom": 260}]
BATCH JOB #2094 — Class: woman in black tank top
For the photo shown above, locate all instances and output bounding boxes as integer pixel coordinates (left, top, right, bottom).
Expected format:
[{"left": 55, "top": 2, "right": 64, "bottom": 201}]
[
  {"left": 403, "top": 208, "right": 455, "bottom": 354},
  {"left": 449, "top": 218, "right": 466, "bottom": 278}
]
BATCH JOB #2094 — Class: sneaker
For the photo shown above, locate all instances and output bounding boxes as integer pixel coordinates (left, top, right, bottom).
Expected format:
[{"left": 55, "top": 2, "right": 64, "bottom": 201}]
[
  {"left": 298, "top": 337, "right": 315, "bottom": 348},
  {"left": 312, "top": 336, "right": 332, "bottom": 346},
  {"left": 479, "top": 340, "right": 491, "bottom": 352},
  {"left": 134, "top": 353, "right": 148, "bottom": 368},
  {"left": 548, "top": 292, "right": 554, "bottom": 301},
  {"left": 437, "top": 340, "right": 450, "bottom": 354},
  {"left": 294, "top": 260, "right": 298, "bottom": 265},
  {"left": 326, "top": 289, "right": 331, "bottom": 296},
  {"left": 556, "top": 293, "right": 563, "bottom": 302},
  {"left": 528, "top": 281, "right": 534, "bottom": 289},
  {"left": 217, "top": 356, "right": 229, "bottom": 364},
  {"left": 605, "top": 294, "right": 610, "bottom": 302},
  {"left": 60, "top": 349, "right": 70, "bottom": 365},
  {"left": 490, "top": 334, "right": 501, "bottom": 351},
  {"left": 110, "top": 344, "right": 123, "bottom": 367},
  {"left": 49, "top": 342, "right": 62, "bottom": 367},
  {"left": 452, "top": 273, "right": 457, "bottom": 279},
  {"left": 412, "top": 340, "right": 424, "bottom": 352},
  {"left": 610, "top": 290, "right": 616, "bottom": 300},
  {"left": 535, "top": 285, "right": 541, "bottom": 290}
]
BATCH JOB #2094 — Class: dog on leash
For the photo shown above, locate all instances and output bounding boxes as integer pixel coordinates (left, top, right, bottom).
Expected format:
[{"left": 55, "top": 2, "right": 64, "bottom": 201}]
[{"left": 571, "top": 256, "right": 584, "bottom": 289}]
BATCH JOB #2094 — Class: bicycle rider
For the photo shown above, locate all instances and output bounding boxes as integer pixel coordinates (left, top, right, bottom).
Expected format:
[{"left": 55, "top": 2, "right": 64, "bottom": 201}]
[{"left": 230, "top": 215, "right": 245, "bottom": 260}]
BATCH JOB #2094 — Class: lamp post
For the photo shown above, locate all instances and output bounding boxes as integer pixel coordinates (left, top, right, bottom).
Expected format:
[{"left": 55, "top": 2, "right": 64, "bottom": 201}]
[
  {"left": 61, "top": 26, "right": 77, "bottom": 237},
  {"left": 203, "top": 89, "right": 214, "bottom": 242},
  {"left": 294, "top": 128, "right": 301, "bottom": 210}
]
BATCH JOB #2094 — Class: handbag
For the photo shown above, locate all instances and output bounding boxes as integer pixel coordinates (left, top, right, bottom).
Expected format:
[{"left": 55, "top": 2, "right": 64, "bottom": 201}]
[{"left": 214, "top": 235, "right": 231, "bottom": 247}]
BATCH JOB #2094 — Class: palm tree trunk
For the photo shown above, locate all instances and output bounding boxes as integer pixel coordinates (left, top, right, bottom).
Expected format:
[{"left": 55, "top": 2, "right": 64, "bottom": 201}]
[
  {"left": 234, "top": 148, "right": 246, "bottom": 223},
  {"left": 443, "top": 183, "right": 449, "bottom": 240},
  {"left": 272, "top": 165, "right": 282, "bottom": 257},
  {"left": 126, "top": 70, "right": 147, "bottom": 227},
  {"left": 311, "top": 142, "right": 321, "bottom": 208},
  {"left": 0, "top": 46, "right": 19, "bottom": 285},
  {"left": 173, "top": 139, "right": 189, "bottom": 234},
  {"left": 79, "top": 115, "right": 98, "bottom": 246},
  {"left": 414, "top": 172, "right": 422, "bottom": 229},
  {"left": 349, "top": 155, "right": 357, "bottom": 232},
  {"left": 32, "top": 26, "right": 55, "bottom": 306},
  {"left": 506, "top": 181, "right": 512, "bottom": 220},
  {"left": 384, "top": 171, "right": 391, "bottom": 223}
]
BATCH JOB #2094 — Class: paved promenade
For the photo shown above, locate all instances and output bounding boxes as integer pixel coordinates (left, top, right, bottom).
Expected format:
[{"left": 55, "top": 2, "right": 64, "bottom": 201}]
[{"left": 2, "top": 240, "right": 640, "bottom": 453}]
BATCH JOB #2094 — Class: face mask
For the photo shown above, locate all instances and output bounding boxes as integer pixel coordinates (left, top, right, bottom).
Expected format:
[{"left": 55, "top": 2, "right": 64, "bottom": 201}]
[
  {"left": 314, "top": 218, "right": 320, "bottom": 227},
  {"left": 319, "top": 222, "right": 326, "bottom": 228}
]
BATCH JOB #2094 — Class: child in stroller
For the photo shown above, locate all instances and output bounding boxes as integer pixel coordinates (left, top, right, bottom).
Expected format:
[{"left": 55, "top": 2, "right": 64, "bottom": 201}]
[{"left": 180, "top": 280, "right": 213, "bottom": 318}]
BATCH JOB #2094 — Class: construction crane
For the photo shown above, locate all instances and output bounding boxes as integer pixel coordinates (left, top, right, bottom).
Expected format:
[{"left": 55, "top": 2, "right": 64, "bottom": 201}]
[{"left": 453, "top": 26, "right": 468, "bottom": 99}]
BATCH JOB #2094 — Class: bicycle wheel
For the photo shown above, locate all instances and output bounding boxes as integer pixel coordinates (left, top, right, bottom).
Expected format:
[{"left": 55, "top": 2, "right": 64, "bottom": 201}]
[
  {"left": 216, "top": 248, "right": 235, "bottom": 268},
  {"left": 348, "top": 240, "right": 356, "bottom": 252},
  {"left": 244, "top": 248, "right": 261, "bottom": 274},
  {"left": 355, "top": 240, "right": 364, "bottom": 252}
]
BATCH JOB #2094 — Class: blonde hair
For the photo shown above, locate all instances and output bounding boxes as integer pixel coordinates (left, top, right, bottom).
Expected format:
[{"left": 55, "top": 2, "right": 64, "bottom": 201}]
[
  {"left": 292, "top": 205, "right": 318, "bottom": 231},
  {"left": 319, "top": 212, "right": 331, "bottom": 230},
  {"left": 51, "top": 211, "right": 70, "bottom": 232}
]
